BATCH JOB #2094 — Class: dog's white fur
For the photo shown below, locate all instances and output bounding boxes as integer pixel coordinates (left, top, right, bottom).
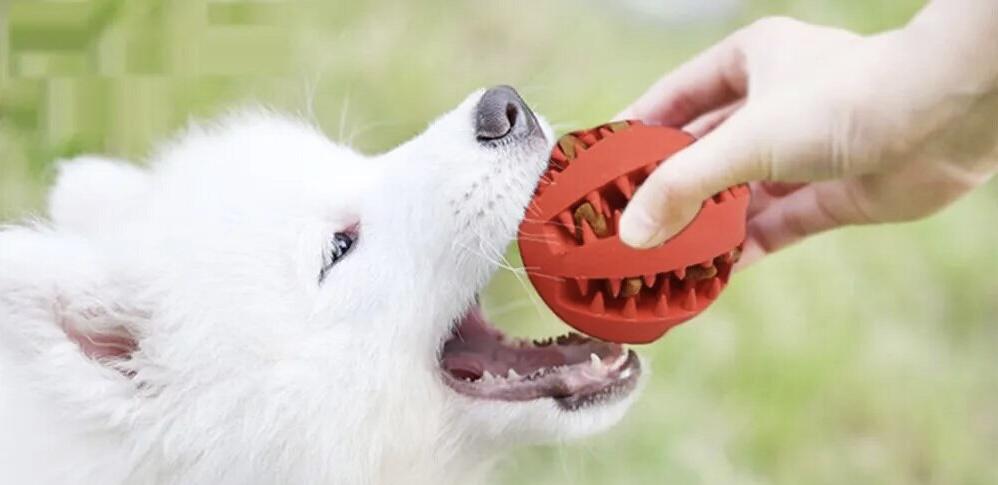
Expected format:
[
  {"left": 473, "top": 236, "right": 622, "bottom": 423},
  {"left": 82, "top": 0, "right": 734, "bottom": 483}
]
[{"left": 0, "top": 90, "right": 638, "bottom": 484}]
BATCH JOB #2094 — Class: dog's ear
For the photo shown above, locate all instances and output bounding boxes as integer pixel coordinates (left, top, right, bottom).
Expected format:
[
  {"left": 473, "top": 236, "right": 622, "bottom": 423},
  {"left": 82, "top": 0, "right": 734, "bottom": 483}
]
[
  {"left": 49, "top": 156, "right": 149, "bottom": 235},
  {"left": 0, "top": 227, "right": 143, "bottom": 368}
]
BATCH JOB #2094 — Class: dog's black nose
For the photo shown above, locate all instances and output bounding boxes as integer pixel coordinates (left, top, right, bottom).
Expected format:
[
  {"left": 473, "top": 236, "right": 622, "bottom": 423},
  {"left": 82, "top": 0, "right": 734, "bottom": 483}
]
[{"left": 475, "top": 85, "right": 537, "bottom": 143}]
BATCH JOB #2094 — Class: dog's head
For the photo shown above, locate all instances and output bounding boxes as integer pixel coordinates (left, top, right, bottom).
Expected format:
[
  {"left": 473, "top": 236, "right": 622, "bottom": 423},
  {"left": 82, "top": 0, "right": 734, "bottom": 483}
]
[{"left": 4, "top": 87, "right": 641, "bottom": 480}]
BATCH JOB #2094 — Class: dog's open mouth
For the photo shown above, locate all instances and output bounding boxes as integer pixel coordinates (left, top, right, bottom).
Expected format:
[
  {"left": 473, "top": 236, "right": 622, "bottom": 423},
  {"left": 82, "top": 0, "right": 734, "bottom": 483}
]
[{"left": 439, "top": 306, "right": 641, "bottom": 410}]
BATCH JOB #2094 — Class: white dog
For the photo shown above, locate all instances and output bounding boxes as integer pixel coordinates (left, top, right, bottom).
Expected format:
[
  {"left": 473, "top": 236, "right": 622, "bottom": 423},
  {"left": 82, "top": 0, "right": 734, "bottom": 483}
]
[{"left": 0, "top": 86, "right": 641, "bottom": 485}]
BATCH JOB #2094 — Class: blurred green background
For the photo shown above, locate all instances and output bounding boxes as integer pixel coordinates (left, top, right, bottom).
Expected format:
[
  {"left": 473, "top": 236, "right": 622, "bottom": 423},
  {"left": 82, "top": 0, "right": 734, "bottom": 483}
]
[{"left": 1, "top": 1, "right": 996, "bottom": 484}]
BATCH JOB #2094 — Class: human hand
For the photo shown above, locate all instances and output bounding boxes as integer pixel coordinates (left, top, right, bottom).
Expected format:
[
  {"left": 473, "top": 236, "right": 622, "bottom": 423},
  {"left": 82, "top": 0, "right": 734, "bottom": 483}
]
[{"left": 617, "top": 7, "right": 998, "bottom": 267}]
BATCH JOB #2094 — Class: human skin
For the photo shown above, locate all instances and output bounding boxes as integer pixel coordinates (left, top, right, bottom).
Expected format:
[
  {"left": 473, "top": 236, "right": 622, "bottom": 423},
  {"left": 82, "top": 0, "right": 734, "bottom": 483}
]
[{"left": 617, "top": 0, "right": 998, "bottom": 267}]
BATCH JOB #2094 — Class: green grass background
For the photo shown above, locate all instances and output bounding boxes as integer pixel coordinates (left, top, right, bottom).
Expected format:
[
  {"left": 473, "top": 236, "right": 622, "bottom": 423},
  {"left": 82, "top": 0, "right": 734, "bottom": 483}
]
[{"left": 1, "top": 1, "right": 996, "bottom": 484}]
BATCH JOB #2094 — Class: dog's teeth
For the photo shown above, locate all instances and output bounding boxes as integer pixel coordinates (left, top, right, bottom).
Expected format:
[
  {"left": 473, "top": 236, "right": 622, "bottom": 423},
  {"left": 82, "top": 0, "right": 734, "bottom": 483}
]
[
  {"left": 507, "top": 368, "right": 521, "bottom": 380},
  {"left": 611, "top": 352, "right": 628, "bottom": 370},
  {"left": 533, "top": 337, "right": 554, "bottom": 347},
  {"left": 590, "top": 353, "right": 605, "bottom": 371},
  {"left": 481, "top": 371, "right": 496, "bottom": 383}
]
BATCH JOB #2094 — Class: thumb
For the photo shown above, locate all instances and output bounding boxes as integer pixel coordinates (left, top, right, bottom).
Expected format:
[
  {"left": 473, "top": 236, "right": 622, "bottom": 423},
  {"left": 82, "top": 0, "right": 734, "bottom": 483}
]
[{"left": 619, "top": 109, "right": 768, "bottom": 248}]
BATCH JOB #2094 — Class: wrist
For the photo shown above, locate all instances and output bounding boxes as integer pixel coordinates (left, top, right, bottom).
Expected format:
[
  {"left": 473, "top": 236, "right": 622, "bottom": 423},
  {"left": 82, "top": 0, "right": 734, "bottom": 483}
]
[{"left": 902, "top": 0, "right": 998, "bottom": 91}]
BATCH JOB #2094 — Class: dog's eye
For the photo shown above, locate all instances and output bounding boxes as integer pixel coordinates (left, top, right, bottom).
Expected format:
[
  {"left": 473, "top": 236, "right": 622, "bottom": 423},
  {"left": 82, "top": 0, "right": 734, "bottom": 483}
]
[{"left": 319, "top": 232, "right": 355, "bottom": 282}]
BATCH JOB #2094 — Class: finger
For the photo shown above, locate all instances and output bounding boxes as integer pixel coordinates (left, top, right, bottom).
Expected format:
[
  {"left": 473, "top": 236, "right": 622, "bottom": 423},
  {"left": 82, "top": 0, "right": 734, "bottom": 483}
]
[
  {"left": 736, "top": 183, "right": 846, "bottom": 270},
  {"left": 733, "top": 238, "right": 765, "bottom": 271},
  {"left": 616, "top": 33, "right": 749, "bottom": 126},
  {"left": 619, "top": 109, "right": 766, "bottom": 248},
  {"left": 683, "top": 100, "right": 744, "bottom": 138},
  {"left": 746, "top": 181, "right": 808, "bottom": 218},
  {"left": 743, "top": 181, "right": 861, "bottom": 258}
]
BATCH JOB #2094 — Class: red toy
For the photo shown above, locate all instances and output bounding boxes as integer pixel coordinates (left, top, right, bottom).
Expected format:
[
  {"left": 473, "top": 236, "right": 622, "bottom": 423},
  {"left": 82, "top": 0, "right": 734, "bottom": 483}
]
[{"left": 517, "top": 121, "right": 750, "bottom": 344}]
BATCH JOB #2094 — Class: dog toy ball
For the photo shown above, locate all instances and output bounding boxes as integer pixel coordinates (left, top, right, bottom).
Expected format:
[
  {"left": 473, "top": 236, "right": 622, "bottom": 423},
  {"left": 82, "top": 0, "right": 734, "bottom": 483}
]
[{"left": 517, "top": 121, "right": 750, "bottom": 344}]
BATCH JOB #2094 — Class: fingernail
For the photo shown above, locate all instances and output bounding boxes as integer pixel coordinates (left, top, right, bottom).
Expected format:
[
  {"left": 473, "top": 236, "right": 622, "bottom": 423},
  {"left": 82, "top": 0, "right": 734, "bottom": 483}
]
[{"left": 619, "top": 207, "right": 668, "bottom": 248}]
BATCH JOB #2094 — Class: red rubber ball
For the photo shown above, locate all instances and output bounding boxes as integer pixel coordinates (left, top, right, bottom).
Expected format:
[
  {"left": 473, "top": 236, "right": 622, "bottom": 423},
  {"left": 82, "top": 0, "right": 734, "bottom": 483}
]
[{"left": 517, "top": 121, "right": 750, "bottom": 344}]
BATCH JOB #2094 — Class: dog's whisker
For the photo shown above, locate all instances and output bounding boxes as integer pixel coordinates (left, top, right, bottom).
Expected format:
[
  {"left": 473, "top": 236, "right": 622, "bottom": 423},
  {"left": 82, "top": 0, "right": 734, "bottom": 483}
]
[
  {"left": 481, "top": 243, "right": 551, "bottom": 322},
  {"left": 516, "top": 236, "right": 560, "bottom": 245},
  {"left": 520, "top": 216, "right": 558, "bottom": 224},
  {"left": 337, "top": 95, "right": 351, "bottom": 145},
  {"left": 450, "top": 238, "right": 521, "bottom": 275},
  {"left": 301, "top": 77, "right": 318, "bottom": 124},
  {"left": 479, "top": 239, "right": 525, "bottom": 274},
  {"left": 515, "top": 266, "right": 564, "bottom": 283},
  {"left": 345, "top": 120, "right": 404, "bottom": 148}
]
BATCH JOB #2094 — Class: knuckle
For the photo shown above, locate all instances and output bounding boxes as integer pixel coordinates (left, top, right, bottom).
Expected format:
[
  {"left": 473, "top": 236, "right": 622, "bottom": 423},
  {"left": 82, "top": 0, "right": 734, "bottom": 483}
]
[
  {"left": 736, "top": 16, "right": 809, "bottom": 53},
  {"left": 747, "top": 16, "right": 801, "bottom": 35}
]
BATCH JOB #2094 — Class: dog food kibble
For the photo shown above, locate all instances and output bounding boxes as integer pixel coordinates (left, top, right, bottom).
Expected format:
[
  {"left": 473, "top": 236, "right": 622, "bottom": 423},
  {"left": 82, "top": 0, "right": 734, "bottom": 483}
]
[
  {"left": 558, "top": 134, "right": 581, "bottom": 160},
  {"left": 573, "top": 202, "right": 609, "bottom": 238},
  {"left": 619, "top": 277, "right": 644, "bottom": 298},
  {"left": 684, "top": 264, "right": 718, "bottom": 281}
]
